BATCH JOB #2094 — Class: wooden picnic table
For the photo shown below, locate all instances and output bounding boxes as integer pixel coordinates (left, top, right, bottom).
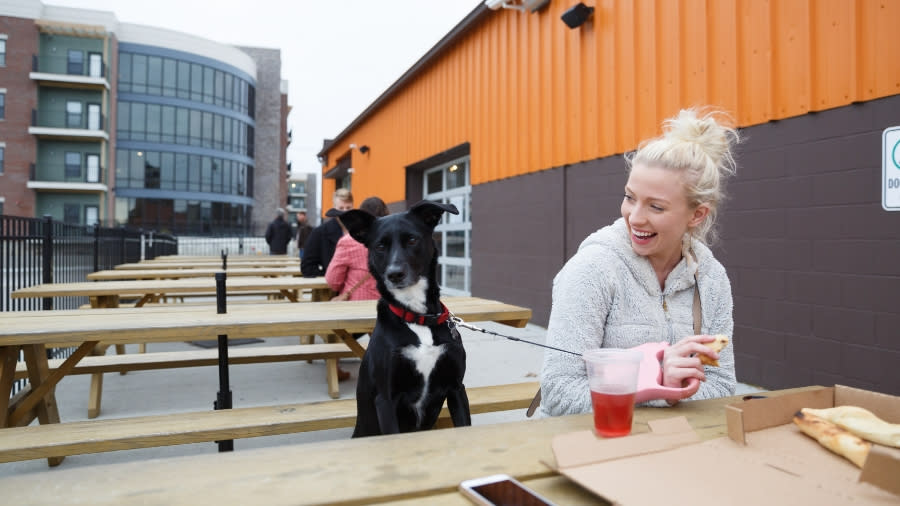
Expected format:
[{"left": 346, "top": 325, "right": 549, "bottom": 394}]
[
  {"left": 11, "top": 276, "right": 331, "bottom": 308},
  {"left": 0, "top": 387, "right": 817, "bottom": 504},
  {"left": 0, "top": 296, "right": 532, "bottom": 433},
  {"left": 87, "top": 267, "right": 304, "bottom": 281}
]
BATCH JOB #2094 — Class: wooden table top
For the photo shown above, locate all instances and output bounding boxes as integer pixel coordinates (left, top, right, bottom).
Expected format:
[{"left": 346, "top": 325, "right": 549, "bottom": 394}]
[
  {"left": 115, "top": 259, "right": 299, "bottom": 270},
  {"left": 10, "top": 276, "right": 328, "bottom": 299},
  {"left": 0, "top": 387, "right": 816, "bottom": 505},
  {"left": 149, "top": 255, "right": 297, "bottom": 262},
  {"left": 87, "top": 267, "right": 303, "bottom": 280},
  {"left": 0, "top": 296, "right": 532, "bottom": 347}
]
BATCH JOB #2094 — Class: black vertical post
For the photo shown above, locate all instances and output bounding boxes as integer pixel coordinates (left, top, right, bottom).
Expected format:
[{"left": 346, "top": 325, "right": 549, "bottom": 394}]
[
  {"left": 213, "top": 272, "right": 233, "bottom": 452},
  {"left": 239, "top": 237, "right": 243, "bottom": 255},
  {"left": 92, "top": 223, "right": 100, "bottom": 273},
  {"left": 41, "top": 215, "right": 53, "bottom": 310},
  {"left": 221, "top": 250, "right": 227, "bottom": 270},
  {"left": 119, "top": 226, "right": 126, "bottom": 265}
]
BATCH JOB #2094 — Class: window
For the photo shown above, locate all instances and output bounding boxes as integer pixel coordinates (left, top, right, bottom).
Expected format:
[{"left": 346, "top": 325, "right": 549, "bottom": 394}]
[
  {"left": 118, "top": 53, "right": 132, "bottom": 92},
  {"left": 0, "top": 91, "right": 4, "bottom": 119},
  {"left": 85, "top": 206, "right": 99, "bottom": 226},
  {"left": 132, "top": 54, "right": 147, "bottom": 94},
  {"left": 147, "top": 56, "right": 162, "bottom": 95},
  {"left": 63, "top": 204, "right": 80, "bottom": 224},
  {"left": 67, "top": 50, "right": 83, "bottom": 75},
  {"left": 162, "top": 58, "right": 176, "bottom": 97},
  {"left": 0, "top": 38, "right": 6, "bottom": 66},
  {"left": 0, "top": 146, "right": 4, "bottom": 174},
  {"left": 66, "top": 101, "right": 82, "bottom": 128},
  {"left": 423, "top": 157, "right": 472, "bottom": 296},
  {"left": 64, "top": 152, "right": 81, "bottom": 178}
]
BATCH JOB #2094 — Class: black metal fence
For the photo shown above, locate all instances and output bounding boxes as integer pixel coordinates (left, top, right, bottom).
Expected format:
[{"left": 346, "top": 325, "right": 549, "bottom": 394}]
[{"left": 0, "top": 215, "right": 177, "bottom": 312}]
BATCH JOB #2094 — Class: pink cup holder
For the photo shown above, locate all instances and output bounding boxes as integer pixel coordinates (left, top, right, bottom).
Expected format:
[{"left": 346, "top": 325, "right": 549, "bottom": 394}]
[{"left": 630, "top": 342, "right": 700, "bottom": 403}]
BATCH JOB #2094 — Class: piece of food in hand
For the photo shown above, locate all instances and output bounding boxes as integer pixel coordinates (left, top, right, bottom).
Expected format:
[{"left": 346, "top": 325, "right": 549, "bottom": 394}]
[
  {"left": 802, "top": 406, "right": 900, "bottom": 448},
  {"left": 698, "top": 335, "right": 729, "bottom": 367},
  {"left": 793, "top": 410, "right": 871, "bottom": 468}
]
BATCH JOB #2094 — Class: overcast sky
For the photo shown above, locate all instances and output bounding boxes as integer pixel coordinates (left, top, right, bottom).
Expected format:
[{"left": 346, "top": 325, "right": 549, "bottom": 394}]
[{"left": 47, "top": 0, "right": 479, "bottom": 176}]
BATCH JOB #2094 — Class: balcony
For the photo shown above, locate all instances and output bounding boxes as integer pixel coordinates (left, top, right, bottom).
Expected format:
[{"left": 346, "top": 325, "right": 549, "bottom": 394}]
[
  {"left": 30, "top": 54, "right": 110, "bottom": 90},
  {"left": 29, "top": 108, "right": 109, "bottom": 141},
  {"left": 27, "top": 162, "right": 108, "bottom": 193}
]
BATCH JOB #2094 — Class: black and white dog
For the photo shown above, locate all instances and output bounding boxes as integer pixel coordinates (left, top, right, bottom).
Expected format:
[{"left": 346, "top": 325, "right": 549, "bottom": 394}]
[{"left": 339, "top": 200, "right": 471, "bottom": 437}]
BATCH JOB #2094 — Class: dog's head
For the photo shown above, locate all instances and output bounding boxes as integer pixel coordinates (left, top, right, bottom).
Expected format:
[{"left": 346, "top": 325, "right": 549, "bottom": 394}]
[{"left": 340, "top": 200, "right": 458, "bottom": 307}]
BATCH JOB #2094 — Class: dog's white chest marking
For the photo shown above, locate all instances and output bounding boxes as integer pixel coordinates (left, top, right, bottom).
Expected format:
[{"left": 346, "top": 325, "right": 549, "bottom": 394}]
[
  {"left": 389, "top": 278, "right": 428, "bottom": 314},
  {"left": 402, "top": 323, "right": 445, "bottom": 421}
]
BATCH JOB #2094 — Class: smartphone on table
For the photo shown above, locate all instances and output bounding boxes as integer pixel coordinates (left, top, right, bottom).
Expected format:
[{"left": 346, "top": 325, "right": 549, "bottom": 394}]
[{"left": 459, "top": 474, "right": 554, "bottom": 506}]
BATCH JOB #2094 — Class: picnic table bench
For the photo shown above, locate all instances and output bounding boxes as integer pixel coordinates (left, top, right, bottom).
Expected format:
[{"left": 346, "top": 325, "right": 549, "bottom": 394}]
[{"left": 0, "top": 381, "right": 539, "bottom": 463}]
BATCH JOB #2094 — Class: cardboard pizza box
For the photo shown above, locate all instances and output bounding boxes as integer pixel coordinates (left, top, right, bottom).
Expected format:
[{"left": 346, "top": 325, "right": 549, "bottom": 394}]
[{"left": 550, "top": 386, "right": 900, "bottom": 505}]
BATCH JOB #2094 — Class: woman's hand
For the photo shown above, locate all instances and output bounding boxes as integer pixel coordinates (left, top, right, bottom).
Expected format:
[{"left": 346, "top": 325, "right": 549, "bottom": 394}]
[{"left": 661, "top": 335, "right": 719, "bottom": 400}]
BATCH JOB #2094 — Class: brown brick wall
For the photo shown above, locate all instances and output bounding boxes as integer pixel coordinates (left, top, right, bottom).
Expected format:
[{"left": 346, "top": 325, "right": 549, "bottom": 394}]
[
  {"left": 473, "top": 94, "right": 900, "bottom": 395},
  {"left": 0, "top": 16, "right": 38, "bottom": 217}
]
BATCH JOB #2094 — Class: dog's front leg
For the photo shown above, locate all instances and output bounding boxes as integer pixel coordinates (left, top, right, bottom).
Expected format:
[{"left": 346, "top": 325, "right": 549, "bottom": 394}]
[
  {"left": 446, "top": 386, "right": 472, "bottom": 427},
  {"left": 374, "top": 393, "right": 400, "bottom": 434}
]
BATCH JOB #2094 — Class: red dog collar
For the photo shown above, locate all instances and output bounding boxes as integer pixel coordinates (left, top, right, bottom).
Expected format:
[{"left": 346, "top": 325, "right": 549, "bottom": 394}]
[{"left": 389, "top": 302, "right": 450, "bottom": 326}]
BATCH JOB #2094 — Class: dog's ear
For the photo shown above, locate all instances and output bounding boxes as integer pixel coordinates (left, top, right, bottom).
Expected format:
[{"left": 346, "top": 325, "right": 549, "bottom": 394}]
[
  {"left": 338, "top": 210, "right": 376, "bottom": 245},
  {"left": 408, "top": 200, "right": 459, "bottom": 229}
]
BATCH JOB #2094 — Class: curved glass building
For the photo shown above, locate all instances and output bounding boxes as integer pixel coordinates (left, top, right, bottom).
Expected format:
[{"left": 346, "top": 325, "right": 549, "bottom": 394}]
[{"left": 0, "top": 0, "right": 290, "bottom": 235}]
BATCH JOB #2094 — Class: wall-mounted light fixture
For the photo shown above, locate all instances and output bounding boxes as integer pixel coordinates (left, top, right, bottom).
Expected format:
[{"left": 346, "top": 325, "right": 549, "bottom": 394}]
[
  {"left": 484, "top": 0, "right": 550, "bottom": 13},
  {"left": 359, "top": 145, "right": 370, "bottom": 154},
  {"left": 561, "top": 2, "right": 594, "bottom": 29}
]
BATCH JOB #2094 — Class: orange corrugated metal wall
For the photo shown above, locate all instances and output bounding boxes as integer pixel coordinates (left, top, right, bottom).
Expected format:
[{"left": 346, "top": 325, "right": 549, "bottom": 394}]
[{"left": 322, "top": 0, "right": 899, "bottom": 205}]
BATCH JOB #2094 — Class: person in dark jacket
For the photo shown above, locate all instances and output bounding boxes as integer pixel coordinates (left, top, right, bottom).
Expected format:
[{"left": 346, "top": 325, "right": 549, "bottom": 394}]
[
  {"left": 264, "top": 208, "right": 293, "bottom": 255},
  {"left": 294, "top": 211, "right": 314, "bottom": 259},
  {"left": 301, "top": 188, "right": 354, "bottom": 277}
]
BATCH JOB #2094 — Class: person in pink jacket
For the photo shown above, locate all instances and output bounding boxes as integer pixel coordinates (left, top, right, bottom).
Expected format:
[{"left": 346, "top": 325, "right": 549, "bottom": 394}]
[{"left": 325, "top": 196, "right": 389, "bottom": 380}]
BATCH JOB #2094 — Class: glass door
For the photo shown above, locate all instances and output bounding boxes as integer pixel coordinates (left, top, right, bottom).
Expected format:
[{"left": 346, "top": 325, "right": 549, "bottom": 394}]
[
  {"left": 86, "top": 154, "right": 100, "bottom": 183},
  {"left": 423, "top": 156, "right": 471, "bottom": 296},
  {"left": 88, "top": 53, "right": 103, "bottom": 78},
  {"left": 87, "top": 104, "right": 101, "bottom": 130}
]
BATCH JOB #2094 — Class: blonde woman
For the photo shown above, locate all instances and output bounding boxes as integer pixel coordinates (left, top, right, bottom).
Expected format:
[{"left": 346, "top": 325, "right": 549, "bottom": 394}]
[{"left": 540, "top": 108, "right": 740, "bottom": 416}]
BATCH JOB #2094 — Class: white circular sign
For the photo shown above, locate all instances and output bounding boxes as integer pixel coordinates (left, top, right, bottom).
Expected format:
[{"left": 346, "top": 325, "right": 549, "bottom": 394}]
[{"left": 883, "top": 126, "right": 900, "bottom": 211}]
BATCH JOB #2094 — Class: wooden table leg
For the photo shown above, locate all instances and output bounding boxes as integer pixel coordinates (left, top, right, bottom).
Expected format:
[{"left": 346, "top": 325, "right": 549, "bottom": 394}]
[
  {"left": 21, "top": 344, "right": 64, "bottom": 466},
  {"left": 333, "top": 329, "right": 367, "bottom": 358},
  {"left": 0, "top": 346, "right": 19, "bottom": 429},
  {"left": 325, "top": 358, "right": 340, "bottom": 399},
  {"left": 87, "top": 344, "right": 110, "bottom": 419}
]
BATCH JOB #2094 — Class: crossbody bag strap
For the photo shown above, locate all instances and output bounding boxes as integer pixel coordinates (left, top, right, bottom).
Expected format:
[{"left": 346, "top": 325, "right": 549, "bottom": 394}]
[
  {"left": 691, "top": 245, "right": 702, "bottom": 335},
  {"left": 345, "top": 273, "right": 372, "bottom": 298}
]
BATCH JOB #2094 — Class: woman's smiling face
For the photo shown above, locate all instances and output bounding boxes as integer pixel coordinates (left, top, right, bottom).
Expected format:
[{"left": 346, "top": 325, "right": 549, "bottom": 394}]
[{"left": 620, "top": 163, "right": 708, "bottom": 270}]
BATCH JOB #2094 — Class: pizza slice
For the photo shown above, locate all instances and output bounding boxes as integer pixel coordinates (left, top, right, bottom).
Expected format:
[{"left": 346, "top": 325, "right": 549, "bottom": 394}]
[
  {"left": 698, "top": 334, "right": 729, "bottom": 367},
  {"left": 802, "top": 406, "right": 900, "bottom": 448},
  {"left": 793, "top": 410, "right": 871, "bottom": 468}
]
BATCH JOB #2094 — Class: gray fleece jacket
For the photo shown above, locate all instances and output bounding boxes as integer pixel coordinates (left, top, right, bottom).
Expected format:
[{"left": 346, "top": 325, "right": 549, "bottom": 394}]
[{"left": 539, "top": 218, "right": 736, "bottom": 416}]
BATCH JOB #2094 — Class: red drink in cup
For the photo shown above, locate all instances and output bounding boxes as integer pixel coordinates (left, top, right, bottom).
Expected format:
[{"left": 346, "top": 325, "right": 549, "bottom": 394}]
[
  {"left": 583, "top": 349, "right": 642, "bottom": 438},
  {"left": 590, "top": 389, "right": 638, "bottom": 437}
]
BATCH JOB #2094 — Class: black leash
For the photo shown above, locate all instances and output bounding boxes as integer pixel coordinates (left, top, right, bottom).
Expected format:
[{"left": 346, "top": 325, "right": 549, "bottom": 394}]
[{"left": 448, "top": 315, "right": 580, "bottom": 356}]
